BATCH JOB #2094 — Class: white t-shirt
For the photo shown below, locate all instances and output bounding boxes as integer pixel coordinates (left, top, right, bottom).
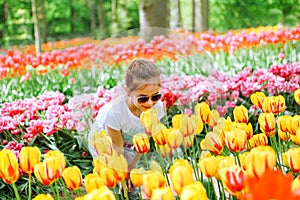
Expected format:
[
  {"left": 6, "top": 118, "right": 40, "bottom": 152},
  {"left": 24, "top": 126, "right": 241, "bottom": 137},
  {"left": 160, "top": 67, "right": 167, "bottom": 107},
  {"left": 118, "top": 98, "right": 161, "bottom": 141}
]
[{"left": 88, "top": 94, "right": 165, "bottom": 158}]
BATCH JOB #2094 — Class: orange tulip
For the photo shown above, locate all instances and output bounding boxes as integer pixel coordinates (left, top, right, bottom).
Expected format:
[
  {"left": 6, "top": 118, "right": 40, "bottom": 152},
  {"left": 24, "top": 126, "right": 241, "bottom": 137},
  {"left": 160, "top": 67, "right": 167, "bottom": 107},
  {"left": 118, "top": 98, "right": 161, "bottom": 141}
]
[
  {"left": 194, "top": 102, "right": 211, "bottom": 124},
  {"left": 84, "top": 173, "right": 105, "bottom": 193},
  {"left": 19, "top": 146, "right": 41, "bottom": 174},
  {"left": 0, "top": 149, "right": 20, "bottom": 184},
  {"left": 180, "top": 181, "right": 208, "bottom": 200},
  {"left": 34, "top": 163, "right": 54, "bottom": 186},
  {"left": 132, "top": 132, "right": 150, "bottom": 153},
  {"left": 165, "top": 128, "right": 183, "bottom": 149},
  {"left": 294, "top": 88, "right": 300, "bottom": 105},
  {"left": 258, "top": 113, "right": 276, "bottom": 137},
  {"left": 62, "top": 166, "right": 82, "bottom": 190},
  {"left": 233, "top": 105, "right": 248, "bottom": 123},
  {"left": 169, "top": 159, "right": 194, "bottom": 195},
  {"left": 225, "top": 129, "right": 247, "bottom": 152},
  {"left": 130, "top": 168, "right": 144, "bottom": 188},
  {"left": 219, "top": 165, "right": 246, "bottom": 196},
  {"left": 151, "top": 187, "right": 174, "bottom": 200}
]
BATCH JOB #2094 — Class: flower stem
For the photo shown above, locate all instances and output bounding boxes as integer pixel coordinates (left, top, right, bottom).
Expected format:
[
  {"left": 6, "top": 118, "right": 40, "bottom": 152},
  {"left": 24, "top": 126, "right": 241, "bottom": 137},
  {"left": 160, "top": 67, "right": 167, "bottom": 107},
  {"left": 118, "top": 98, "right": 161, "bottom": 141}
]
[
  {"left": 121, "top": 180, "right": 129, "bottom": 200},
  {"left": 28, "top": 174, "right": 32, "bottom": 200},
  {"left": 60, "top": 178, "right": 70, "bottom": 200},
  {"left": 12, "top": 182, "right": 21, "bottom": 200},
  {"left": 55, "top": 180, "right": 61, "bottom": 200}
]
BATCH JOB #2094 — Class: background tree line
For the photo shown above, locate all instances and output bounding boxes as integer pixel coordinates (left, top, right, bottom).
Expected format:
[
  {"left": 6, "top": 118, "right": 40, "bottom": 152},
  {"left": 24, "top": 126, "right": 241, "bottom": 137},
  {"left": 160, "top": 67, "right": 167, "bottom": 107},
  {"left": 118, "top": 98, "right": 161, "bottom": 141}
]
[{"left": 0, "top": 0, "right": 299, "bottom": 48}]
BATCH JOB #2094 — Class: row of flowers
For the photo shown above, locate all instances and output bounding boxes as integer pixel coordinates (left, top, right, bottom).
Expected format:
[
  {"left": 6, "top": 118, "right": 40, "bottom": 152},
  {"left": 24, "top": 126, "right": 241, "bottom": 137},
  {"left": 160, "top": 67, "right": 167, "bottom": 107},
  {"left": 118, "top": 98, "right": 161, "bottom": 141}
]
[
  {"left": 0, "top": 26, "right": 299, "bottom": 79},
  {"left": 3, "top": 88, "right": 300, "bottom": 199}
]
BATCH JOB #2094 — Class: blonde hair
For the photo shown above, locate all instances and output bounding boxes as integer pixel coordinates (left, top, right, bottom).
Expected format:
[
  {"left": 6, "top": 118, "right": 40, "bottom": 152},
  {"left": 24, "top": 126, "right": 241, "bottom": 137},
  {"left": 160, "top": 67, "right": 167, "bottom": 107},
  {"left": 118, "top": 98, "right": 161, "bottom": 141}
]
[{"left": 126, "top": 59, "right": 160, "bottom": 92}]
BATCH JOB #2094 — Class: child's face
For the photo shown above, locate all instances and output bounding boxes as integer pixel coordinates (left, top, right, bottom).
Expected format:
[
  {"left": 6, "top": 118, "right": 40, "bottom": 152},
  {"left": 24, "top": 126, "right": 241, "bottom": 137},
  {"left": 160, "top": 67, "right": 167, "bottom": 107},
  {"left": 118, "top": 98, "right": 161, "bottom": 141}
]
[{"left": 130, "top": 84, "right": 161, "bottom": 112}]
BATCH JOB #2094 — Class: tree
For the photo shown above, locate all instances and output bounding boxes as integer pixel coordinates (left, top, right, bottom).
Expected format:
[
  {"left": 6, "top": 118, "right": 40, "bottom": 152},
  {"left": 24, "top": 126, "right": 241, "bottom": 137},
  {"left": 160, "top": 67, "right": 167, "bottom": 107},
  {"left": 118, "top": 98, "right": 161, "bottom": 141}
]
[
  {"left": 89, "top": 0, "right": 96, "bottom": 38},
  {"left": 0, "top": 2, "right": 6, "bottom": 42},
  {"left": 40, "top": 0, "right": 47, "bottom": 43},
  {"left": 193, "top": 0, "right": 209, "bottom": 32},
  {"left": 31, "top": 0, "right": 41, "bottom": 55},
  {"left": 139, "top": 0, "right": 170, "bottom": 42}
]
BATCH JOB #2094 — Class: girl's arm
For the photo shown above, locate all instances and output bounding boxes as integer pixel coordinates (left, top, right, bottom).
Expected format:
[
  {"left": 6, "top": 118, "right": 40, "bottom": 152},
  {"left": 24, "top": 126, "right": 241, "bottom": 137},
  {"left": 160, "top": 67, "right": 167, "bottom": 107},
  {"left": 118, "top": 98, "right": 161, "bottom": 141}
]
[{"left": 107, "top": 126, "right": 124, "bottom": 155}]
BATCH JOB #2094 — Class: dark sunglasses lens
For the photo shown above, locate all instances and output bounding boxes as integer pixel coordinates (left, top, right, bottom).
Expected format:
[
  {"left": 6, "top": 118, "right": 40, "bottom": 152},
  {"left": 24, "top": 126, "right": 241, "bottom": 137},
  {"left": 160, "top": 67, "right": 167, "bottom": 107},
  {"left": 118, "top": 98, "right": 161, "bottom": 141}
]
[
  {"left": 151, "top": 94, "right": 162, "bottom": 101},
  {"left": 137, "top": 96, "right": 149, "bottom": 104}
]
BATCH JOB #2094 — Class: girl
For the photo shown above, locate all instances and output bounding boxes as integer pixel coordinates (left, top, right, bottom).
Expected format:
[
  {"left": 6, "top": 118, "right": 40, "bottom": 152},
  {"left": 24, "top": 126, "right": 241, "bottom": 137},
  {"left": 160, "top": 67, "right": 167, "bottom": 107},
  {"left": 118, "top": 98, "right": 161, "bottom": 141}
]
[{"left": 89, "top": 58, "right": 165, "bottom": 198}]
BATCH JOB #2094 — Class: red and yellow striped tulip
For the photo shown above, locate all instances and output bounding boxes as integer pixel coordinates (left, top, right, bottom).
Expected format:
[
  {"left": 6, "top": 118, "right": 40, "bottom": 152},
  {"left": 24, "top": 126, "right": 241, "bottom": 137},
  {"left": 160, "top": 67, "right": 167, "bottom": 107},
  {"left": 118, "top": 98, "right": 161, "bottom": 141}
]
[
  {"left": 250, "top": 91, "right": 265, "bottom": 110},
  {"left": 0, "top": 149, "right": 20, "bottom": 184},
  {"left": 183, "top": 135, "right": 195, "bottom": 148},
  {"left": 43, "top": 150, "right": 66, "bottom": 181},
  {"left": 285, "top": 148, "right": 300, "bottom": 173},
  {"left": 152, "top": 123, "right": 168, "bottom": 145},
  {"left": 258, "top": 113, "right": 276, "bottom": 137},
  {"left": 142, "top": 170, "right": 166, "bottom": 198},
  {"left": 151, "top": 187, "right": 174, "bottom": 200},
  {"left": 208, "top": 109, "right": 220, "bottom": 128},
  {"left": 62, "top": 166, "right": 82, "bottom": 190},
  {"left": 169, "top": 159, "right": 194, "bottom": 195},
  {"left": 92, "top": 136, "right": 114, "bottom": 156},
  {"left": 225, "top": 129, "right": 247, "bottom": 152},
  {"left": 200, "top": 132, "right": 223, "bottom": 155},
  {"left": 294, "top": 88, "right": 300, "bottom": 105},
  {"left": 34, "top": 163, "right": 54, "bottom": 186},
  {"left": 233, "top": 105, "right": 248, "bottom": 123},
  {"left": 132, "top": 132, "right": 150, "bottom": 154},
  {"left": 172, "top": 114, "right": 196, "bottom": 137},
  {"left": 20, "top": 146, "right": 41, "bottom": 174},
  {"left": 156, "top": 144, "right": 172, "bottom": 157},
  {"left": 244, "top": 146, "right": 276, "bottom": 178},
  {"left": 140, "top": 108, "right": 160, "bottom": 136},
  {"left": 287, "top": 115, "right": 300, "bottom": 135},
  {"left": 252, "top": 133, "right": 268, "bottom": 146},
  {"left": 269, "top": 95, "right": 285, "bottom": 114},
  {"left": 194, "top": 102, "right": 211, "bottom": 124},
  {"left": 165, "top": 128, "right": 183, "bottom": 149},
  {"left": 277, "top": 115, "right": 291, "bottom": 133},
  {"left": 180, "top": 181, "right": 208, "bottom": 200}
]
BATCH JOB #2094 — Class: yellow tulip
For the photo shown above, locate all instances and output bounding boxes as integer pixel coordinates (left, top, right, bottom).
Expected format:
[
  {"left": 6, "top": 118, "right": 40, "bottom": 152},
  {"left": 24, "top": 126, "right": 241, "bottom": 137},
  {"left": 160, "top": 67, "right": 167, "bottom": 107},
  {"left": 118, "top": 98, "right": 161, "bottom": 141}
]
[
  {"left": 183, "top": 135, "right": 195, "bottom": 148},
  {"left": 200, "top": 132, "right": 223, "bottom": 155},
  {"left": 32, "top": 194, "right": 54, "bottom": 200},
  {"left": 152, "top": 123, "right": 168, "bottom": 145},
  {"left": 258, "top": 113, "right": 276, "bottom": 137},
  {"left": 239, "top": 152, "right": 250, "bottom": 170},
  {"left": 130, "top": 168, "right": 144, "bottom": 188},
  {"left": 252, "top": 133, "right": 268, "bottom": 146},
  {"left": 224, "top": 129, "right": 247, "bottom": 152},
  {"left": 156, "top": 144, "right": 172, "bottom": 157},
  {"left": 194, "top": 102, "right": 211, "bottom": 124},
  {"left": 180, "top": 181, "right": 208, "bottom": 200},
  {"left": 34, "top": 162, "right": 54, "bottom": 186},
  {"left": 208, "top": 109, "right": 220, "bottom": 128},
  {"left": 92, "top": 136, "right": 114, "bottom": 156},
  {"left": 245, "top": 146, "right": 276, "bottom": 178},
  {"left": 216, "top": 156, "right": 236, "bottom": 180},
  {"left": 287, "top": 115, "right": 300, "bottom": 135},
  {"left": 165, "top": 128, "right": 183, "bottom": 149},
  {"left": 250, "top": 91, "right": 265, "bottom": 110},
  {"left": 294, "top": 88, "right": 300, "bottom": 105},
  {"left": 169, "top": 159, "right": 194, "bottom": 195},
  {"left": 0, "top": 149, "right": 20, "bottom": 184},
  {"left": 191, "top": 114, "right": 204, "bottom": 134},
  {"left": 108, "top": 153, "right": 128, "bottom": 182},
  {"left": 286, "top": 148, "right": 300, "bottom": 173},
  {"left": 233, "top": 105, "right": 248, "bottom": 123},
  {"left": 84, "top": 186, "right": 116, "bottom": 199},
  {"left": 150, "top": 160, "right": 162, "bottom": 172},
  {"left": 151, "top": 187, "right": 175, "bottom": 200},
  {"left": 262, "top": 96, "right": 272, "bottom": 113},
  {"left": 62, "top": 166, "right": 82, "bottom": 190},
  {"left": 140, "top": 108, "right": 160, "bottom": 136},
  {"left": 219, "top": 165, "right": 246, "bottom": 196},
  {"left": 142, "top": 170, "right": 166, "bottom": 198},
  {"left": 277, "top": 115, "right": 291, "bottom": 133},
  {"left": 290, "top": 134, "right": 300, "bottom": 145},
  {"left": 172, "top": 114, "right": 196, "bottom": 137},
  {"left": 43, "top": 150, "right": 66, "bottom": 181},
  {"left": 278, "top": 129, "right": 290, "bottom": 141},
  {"left": 84, "top": 173, "right": 105, "bottom": 193},
  {"left": 20, "top": 146, "right": 41, "bottom": 174},
  {"left": 132, "top": 132, "right": 150, "bottom": 154},
  {"left": 292, "top": 176, "right": 300, "bottom": 192},
  {"left": 199, "top": 156, "right": 219, "bottom": 178}
]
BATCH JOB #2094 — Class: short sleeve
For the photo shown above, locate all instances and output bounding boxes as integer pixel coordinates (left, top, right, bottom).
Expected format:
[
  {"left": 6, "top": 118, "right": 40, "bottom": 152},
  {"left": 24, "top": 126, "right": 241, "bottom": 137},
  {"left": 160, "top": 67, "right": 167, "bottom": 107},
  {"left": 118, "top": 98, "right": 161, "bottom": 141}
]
[{"left": 105, "top": 108, "right": 122, "bottom": 131}]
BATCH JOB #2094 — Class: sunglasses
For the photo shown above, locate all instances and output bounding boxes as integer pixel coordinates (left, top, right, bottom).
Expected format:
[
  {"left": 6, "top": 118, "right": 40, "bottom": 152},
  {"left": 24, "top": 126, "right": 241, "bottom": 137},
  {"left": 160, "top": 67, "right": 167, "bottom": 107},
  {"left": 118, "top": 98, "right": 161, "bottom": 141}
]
[{"left": 137, "top": 93, "right": 162, "bottom": 104}]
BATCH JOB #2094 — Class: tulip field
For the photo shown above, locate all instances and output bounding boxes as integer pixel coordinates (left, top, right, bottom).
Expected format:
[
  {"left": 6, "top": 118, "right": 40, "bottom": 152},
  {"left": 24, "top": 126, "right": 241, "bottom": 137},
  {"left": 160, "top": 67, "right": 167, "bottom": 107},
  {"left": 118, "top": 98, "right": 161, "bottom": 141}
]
[{"left": 1, "top": 26, "right": 300, "bottom": 199}]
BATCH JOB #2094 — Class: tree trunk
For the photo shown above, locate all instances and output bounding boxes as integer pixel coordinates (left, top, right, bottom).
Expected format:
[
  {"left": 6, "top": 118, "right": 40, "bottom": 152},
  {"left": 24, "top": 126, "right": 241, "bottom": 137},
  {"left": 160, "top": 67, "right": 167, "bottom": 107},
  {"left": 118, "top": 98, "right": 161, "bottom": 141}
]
[
  {"left": 69, "top": 0, "right": 75, "bottom": 34},
  {"left": 40, "top": 0, "right": 47, "bottom": 43},
  {"left": 89, "top": 0, "right": 96, "bottom": 38},
  {"left": 97, "top": 0, "right": 107, "bottom": 38},
  {"left": 175, "top": 0, "right": 183, "bottom": 28},
  {"left": 111, "top": 0, "right": 118, "bottom": 35},
  {"left": 31, "top": 0, "right": 41, "bottom": 55},
  {"left": 139, "top": 0, "right": 170, "bottom": 42},
  {"left": 193, "top": 0, "right": 209, "bottom": 32},
  {"left": 0, "top": 2, "right": 6, "bottom": 41}
]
